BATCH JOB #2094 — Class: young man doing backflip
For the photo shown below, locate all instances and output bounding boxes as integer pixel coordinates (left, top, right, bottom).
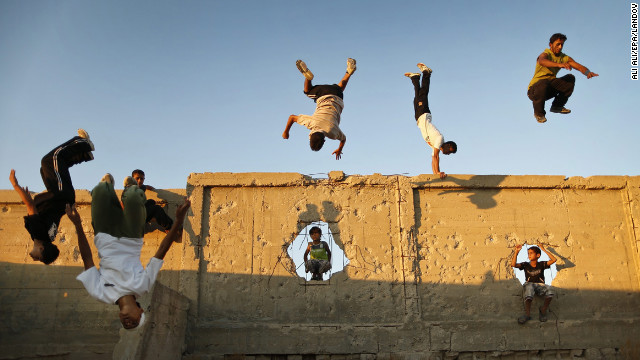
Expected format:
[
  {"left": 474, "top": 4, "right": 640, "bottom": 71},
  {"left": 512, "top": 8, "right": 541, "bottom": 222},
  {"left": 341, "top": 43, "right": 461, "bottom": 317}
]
[
  {"left": 67, "top": 174, "right": 190, "bottom": 330},
  {"left": 282, "top": 58, "right": 356, "bottom": 160},
  {"left": 405, "top": 63, "right": 457, "bottom": 179},
  {"left": 9, "top": 129, "right": 95, "bottom": 264},
  {"left": 527, "top": 33, "right": 599, "bottom": 123}
]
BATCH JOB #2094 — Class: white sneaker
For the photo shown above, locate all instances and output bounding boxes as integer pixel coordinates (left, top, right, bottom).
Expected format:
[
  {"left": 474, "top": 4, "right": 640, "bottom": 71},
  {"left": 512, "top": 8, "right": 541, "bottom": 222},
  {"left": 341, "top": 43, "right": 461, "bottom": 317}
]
[
  {"left": 296, "top": 60, "right": 314, "bottom": 80},
  {"left": 100, "top": 173, "right": 114, "bottom": 184},
  {"left": 77, "top": 128, "right": 95, "bottom": 151},
  {"left": 346, "top": 58, "right": 357, "bottom": 75},
  {"left": 404, "top": 72, "right": 420, "bottom": 78},
  {"left": 123, "top": 176, "right": 136, "bottom": 189},
  {"left": 417, "top": 63, "right": 432, "bottom": 74}
]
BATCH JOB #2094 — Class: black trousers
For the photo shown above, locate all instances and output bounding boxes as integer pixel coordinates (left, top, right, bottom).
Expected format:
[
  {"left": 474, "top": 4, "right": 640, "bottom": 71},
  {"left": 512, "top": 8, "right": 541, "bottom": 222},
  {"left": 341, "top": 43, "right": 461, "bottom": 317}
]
[
  {"left": 527, "top": 74, "right": 575, "bottom": 116},
  {"left": 39, "top": 136, "right": 93, "bottom": 204},
  {"left": 412, "top": 71, "right": 432, "bottom": 120},
  {"left": 145, "top": 199, "right": 174, "bottom": 230}
]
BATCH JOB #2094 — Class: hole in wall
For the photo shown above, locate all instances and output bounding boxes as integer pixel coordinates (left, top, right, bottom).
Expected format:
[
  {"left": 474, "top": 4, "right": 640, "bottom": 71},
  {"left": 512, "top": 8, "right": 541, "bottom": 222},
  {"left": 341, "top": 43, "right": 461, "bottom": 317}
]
[
  {"left": 513, "top": 243, "right": 558, "bottom": 285},
  {"left": 287, "top": 221, "right": 350, "bottom": 281}
]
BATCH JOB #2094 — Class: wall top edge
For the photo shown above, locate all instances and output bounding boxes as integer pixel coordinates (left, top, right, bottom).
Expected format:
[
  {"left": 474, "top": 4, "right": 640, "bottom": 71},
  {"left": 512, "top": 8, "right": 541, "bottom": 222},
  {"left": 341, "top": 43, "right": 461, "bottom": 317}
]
[{"left": 1, "top": 174, "right": 637, "bottom": 204}]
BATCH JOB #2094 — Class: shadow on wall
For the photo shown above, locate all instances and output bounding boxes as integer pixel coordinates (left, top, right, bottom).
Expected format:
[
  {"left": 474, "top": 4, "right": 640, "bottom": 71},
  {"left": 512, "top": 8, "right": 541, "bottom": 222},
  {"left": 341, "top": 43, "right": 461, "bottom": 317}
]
[
  {"left": 412, "top": 175, "right": 508, "bottom": 209},
  {"left": 1, "top": 261, "right": 639, "bottom": 358}
]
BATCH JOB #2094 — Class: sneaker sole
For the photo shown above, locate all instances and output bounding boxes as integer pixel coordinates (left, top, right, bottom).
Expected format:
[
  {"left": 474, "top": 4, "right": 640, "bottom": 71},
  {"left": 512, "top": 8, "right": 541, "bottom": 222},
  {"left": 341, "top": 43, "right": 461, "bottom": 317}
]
[
  {"left": 296, "top": 60, "right": 313, "bottom": 80},
  {"left": 550, "top": 109, "right": 571, "bottom": 114},
  {"left": 78, "top": 128, "right": 95, "bottom": 150},
  {"left": 417, "top": 63, "right": 432, "bottom": 74},
  {"left": 347, "top": 58, "right": 356, "bottom": 74}
]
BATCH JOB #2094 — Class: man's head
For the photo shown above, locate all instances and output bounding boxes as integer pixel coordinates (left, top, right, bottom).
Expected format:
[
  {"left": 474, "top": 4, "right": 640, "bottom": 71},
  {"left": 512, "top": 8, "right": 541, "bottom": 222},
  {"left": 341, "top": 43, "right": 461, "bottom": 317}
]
[
  {"left": 309, "top": 226, "right": 322, "bottom": 241},
  {"left": 29, "top": 239, "right": 60, "bottom": 265},
  {"left": 118, "top": 295, "right": 144, "bottom": 329},
  {"left": 527, "top": 246, "right": 542, "bottom": 262},
  {"left": 309, "top": 132, "right": 326, "bottom": 151},
  {"left": 441, "top": 141, "right": 457, "bottom": 155},
  {"left": 132, "top": 169, "right": 145, "bottom": 187},
  {"left": 548, "top": 33, "right": 567, "bottom": 55}
]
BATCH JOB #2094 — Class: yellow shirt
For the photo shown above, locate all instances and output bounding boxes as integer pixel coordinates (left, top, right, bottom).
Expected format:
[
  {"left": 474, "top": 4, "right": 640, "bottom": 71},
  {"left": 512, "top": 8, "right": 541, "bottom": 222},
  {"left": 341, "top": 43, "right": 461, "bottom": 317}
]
[{"left": 528, "top": 48, "right": 570, "bottom": 89}]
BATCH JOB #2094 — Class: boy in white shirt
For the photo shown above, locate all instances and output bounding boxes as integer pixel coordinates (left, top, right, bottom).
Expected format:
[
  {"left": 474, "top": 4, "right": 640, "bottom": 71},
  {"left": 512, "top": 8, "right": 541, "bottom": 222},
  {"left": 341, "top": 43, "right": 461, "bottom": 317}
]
[
  {"left": 282, "top": 58, "right": 356, "bottom": 160},
  {"left": 66, "top": 174, "right": 190, "bottom": 330},
  {"left": 405, "top": 63, "right": 457, "bottom": 178}
]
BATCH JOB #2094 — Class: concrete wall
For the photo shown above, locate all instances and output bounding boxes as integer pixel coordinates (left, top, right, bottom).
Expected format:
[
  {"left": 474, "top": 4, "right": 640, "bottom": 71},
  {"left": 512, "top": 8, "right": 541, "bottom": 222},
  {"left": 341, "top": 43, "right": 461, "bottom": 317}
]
[{"left": 1, "top": 173, "right": 640, "bottom": 359}]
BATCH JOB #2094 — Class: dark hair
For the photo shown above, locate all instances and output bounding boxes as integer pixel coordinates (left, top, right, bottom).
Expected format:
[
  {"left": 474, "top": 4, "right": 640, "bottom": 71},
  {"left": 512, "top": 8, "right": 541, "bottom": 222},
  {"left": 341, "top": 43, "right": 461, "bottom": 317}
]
[
  {"left": 132, "top": 169, "right": 145, "bottom": 177},
  {"left": 528, "top": 246, "right": 541, "bottom": 256},
  {"left": 41, "top": 242, "right": 60, "bottom": 265},
  {"left": 309, "top": 132, "right": 325, "bottom": 151},
  {"left": 549, "top": 33, "right": 567, "bottom": 44},
  {"left": 443, "top": 141, "right": 457, "bottom": 154},
  {"left": 309, "top": 226, "right": 322, "bottom": 235}
]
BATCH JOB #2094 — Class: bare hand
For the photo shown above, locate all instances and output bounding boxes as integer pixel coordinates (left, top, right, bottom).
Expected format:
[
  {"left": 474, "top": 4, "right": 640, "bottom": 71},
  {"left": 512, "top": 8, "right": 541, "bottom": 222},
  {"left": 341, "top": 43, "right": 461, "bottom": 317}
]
[
  {"left": 439, "top": 172, "right": 447, "bottom": 179},
  {"left": 587, "top": 72, "right": 599, "bottom": 79},
  {"left": 515, "top": 244, "right": 523, "bottom": 251},
  {"left": 559, "top": 63, "right": 572, "bottom": 70},
  {"left": 65, "top": 204, "right": 82, "bottom": 225},
  {"left": 332, "top": 148, "right": 342, "bottom": 160},
  {"left": 9, "top": 169, "right": 19, "bottom": 187},
  {"left": 175, "top": 198, "right": 191, "bottom": 222},
  {"left": 10, "top": 169, "right": 28, "bottom": 192},
  {"left": 282, "top": 131, "right": 289, "bottom": 139}
]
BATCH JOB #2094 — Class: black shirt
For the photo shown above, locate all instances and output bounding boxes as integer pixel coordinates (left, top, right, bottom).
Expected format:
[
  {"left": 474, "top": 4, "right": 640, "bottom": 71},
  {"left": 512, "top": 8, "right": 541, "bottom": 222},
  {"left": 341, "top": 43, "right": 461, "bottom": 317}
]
[
  {"left": 23, "top": 192, "right": 66, "bottom": 243},
  {"left": 305, "top": 84, "right": 344, "bottom": 102},
  {"left": 516, "top": 261, "right": 550, "bottom": 284}
]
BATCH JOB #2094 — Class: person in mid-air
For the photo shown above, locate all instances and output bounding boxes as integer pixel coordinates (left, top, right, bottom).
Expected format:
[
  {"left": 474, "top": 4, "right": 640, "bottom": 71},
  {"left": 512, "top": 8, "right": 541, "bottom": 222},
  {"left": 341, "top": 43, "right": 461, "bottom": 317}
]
[
  {"left": 527, "top": 33, "right": 599, "bottom": 123},
  {"left": 282, "top": 58, "right": 356, "bottom": 160}
]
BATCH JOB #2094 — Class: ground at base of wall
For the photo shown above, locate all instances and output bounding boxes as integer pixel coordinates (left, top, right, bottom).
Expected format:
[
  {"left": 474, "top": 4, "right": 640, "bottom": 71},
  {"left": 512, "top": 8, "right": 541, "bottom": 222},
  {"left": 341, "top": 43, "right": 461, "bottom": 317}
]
[{"left": 182, "top": 348, "right": 634, "bottom": 360}]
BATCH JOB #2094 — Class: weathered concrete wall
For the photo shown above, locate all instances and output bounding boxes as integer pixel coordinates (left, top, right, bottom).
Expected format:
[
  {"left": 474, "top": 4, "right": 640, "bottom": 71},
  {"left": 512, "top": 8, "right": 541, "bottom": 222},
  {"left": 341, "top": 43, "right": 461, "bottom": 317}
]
[{"left": 1, "top": 173, "right": 640, "bottom": 359}]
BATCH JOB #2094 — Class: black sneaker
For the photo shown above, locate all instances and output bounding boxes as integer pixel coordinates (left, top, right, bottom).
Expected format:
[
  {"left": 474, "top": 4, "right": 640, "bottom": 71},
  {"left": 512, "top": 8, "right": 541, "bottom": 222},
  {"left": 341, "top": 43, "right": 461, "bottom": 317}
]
[
  {"left": 518, "top": 315, "right": 531, "bottom": 324},
  {"left": 550, "top": 106, "right": 571, "bottom": 114}
]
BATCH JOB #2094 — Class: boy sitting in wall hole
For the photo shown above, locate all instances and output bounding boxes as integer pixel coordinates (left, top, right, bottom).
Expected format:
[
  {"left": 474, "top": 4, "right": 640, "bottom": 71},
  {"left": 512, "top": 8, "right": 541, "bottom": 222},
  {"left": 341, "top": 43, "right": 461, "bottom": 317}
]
[{"left": 510, "top": 244, "right": 557, "bottom": 324}]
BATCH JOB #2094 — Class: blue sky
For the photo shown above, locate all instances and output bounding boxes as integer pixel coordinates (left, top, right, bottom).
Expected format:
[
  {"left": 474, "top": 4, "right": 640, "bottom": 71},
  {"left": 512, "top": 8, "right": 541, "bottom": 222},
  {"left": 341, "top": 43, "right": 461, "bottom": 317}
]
[{"left": 1, "top": 0, "right": 638, "bottom": 191}]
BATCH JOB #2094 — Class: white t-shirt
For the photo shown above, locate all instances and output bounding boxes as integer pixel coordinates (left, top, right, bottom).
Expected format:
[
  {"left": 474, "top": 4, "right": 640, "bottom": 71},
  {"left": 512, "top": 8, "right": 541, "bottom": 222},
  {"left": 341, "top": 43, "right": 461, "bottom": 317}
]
[
  {"left": 417, "top": 113, "right": 444, "bottom": 156},
  {"left": 296, "top": 95, "right": 346, "bottom": 141},
  {"left": 76, "top": 232, "right": 163, "bottom": 304}
]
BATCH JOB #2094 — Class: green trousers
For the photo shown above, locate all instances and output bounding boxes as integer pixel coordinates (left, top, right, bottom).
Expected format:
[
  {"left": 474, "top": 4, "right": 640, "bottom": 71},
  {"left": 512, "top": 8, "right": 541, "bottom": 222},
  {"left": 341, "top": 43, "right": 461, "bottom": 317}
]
[{"left": 91, "top": 182, "right": 147, "bottom": 239}]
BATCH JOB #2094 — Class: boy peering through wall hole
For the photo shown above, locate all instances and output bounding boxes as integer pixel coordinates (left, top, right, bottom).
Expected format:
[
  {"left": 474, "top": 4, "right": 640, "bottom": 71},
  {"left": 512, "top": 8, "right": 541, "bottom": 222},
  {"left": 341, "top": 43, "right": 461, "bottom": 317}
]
[
  {"left": 510, "top": 243, "right": 558, "bottom": 324},
  {"left": 287, "top": 222, "right": 349, "bottom": 281}
]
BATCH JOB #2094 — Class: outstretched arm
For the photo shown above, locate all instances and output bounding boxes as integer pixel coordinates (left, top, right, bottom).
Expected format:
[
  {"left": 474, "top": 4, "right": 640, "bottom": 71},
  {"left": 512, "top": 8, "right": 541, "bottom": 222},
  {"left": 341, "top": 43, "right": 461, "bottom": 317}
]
[
  {"left": 431, "top": 150, "right": 446, "bottom": 179},
  {"left": 9, "top": 170, "right": 37, "bottom": 215},
  {"left": 538, "top": 244, "right": 557, "bottom": 266},
  {"left": 567, "top": 57, "right": 599, "bottom": 79},
  {"left": 282, "top": 115, "right": 298, "bottom": 139},
  {"left": 153, "top": 198, "right": 191, "bottom": 260},
  {"left": 332, "top": 139, "right": 346, "bottom": 160},
  {"left": 511, "top": 244, "right": 523, "bottom": 268},
  {"left": 65, "top": 204, "right": 95, "bottom": 270}
]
